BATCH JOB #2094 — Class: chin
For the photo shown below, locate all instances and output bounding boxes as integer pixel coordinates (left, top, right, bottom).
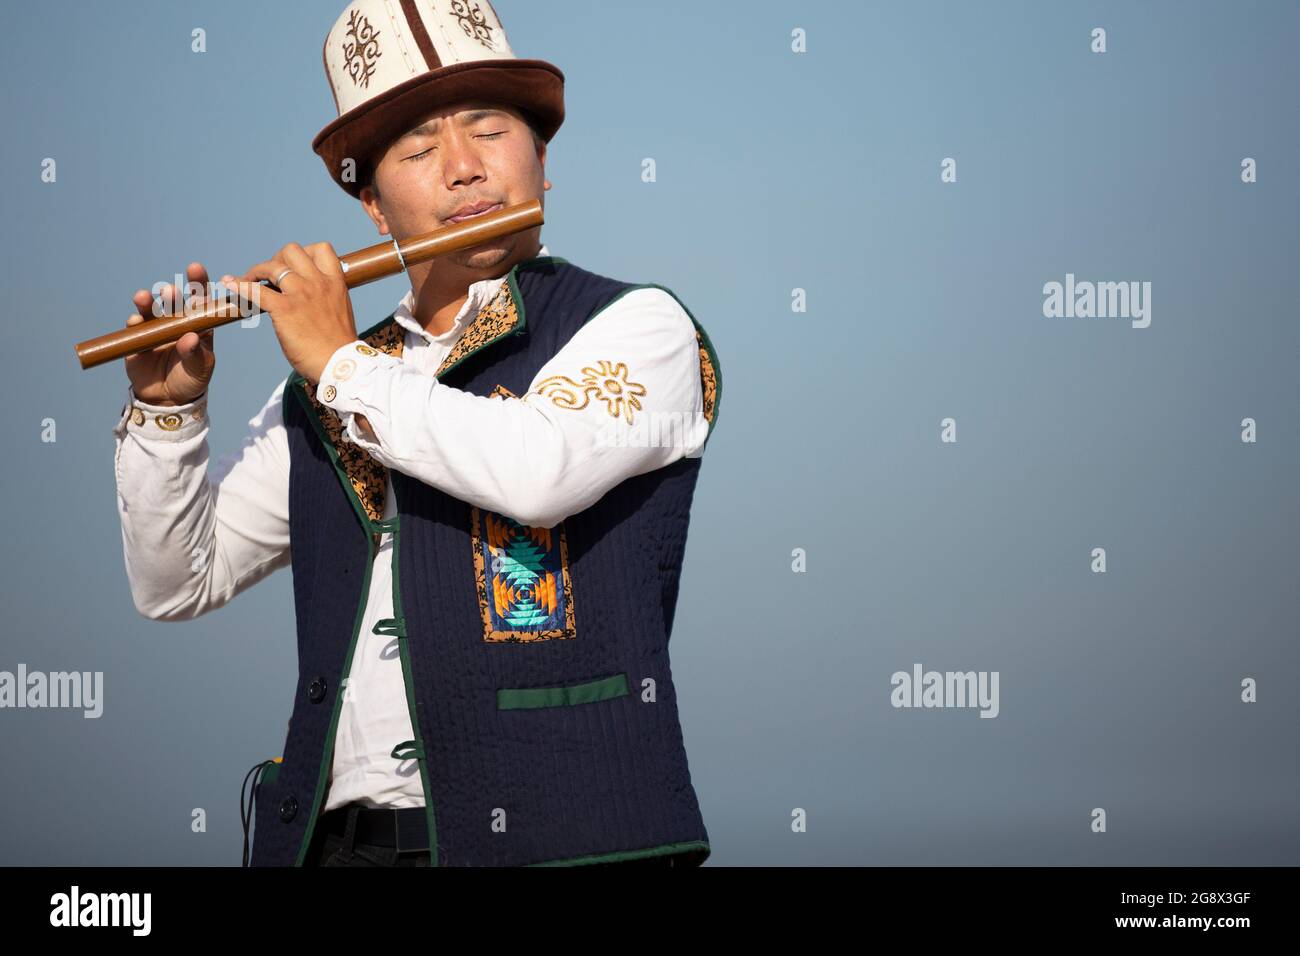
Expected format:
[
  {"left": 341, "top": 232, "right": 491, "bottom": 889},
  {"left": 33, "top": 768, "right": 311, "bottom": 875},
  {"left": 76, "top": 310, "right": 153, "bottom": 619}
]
[{"left": 458, "top": 244, "right": 511, "bottom": 268}]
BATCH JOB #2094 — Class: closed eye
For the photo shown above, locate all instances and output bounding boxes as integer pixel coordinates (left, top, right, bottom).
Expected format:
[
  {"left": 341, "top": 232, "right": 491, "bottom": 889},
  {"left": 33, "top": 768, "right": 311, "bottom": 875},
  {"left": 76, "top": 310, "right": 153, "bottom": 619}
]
[{"left": 405, "top": 132, "right": 506, "bottom": 163}]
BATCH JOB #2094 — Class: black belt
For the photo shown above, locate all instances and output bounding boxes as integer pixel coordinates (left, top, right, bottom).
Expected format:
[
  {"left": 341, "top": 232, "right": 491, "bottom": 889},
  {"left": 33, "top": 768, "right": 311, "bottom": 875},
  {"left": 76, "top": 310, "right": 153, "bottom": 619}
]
[{"left": 319, "top": 805, "right": 430, "bottom": 852}]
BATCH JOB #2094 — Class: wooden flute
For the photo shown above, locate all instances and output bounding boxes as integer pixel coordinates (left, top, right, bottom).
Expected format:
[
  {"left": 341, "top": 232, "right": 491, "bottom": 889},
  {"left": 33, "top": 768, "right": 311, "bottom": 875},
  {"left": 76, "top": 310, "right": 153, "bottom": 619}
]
[{"left": 74, "top": 199, "right": 543, "bottom": 370}]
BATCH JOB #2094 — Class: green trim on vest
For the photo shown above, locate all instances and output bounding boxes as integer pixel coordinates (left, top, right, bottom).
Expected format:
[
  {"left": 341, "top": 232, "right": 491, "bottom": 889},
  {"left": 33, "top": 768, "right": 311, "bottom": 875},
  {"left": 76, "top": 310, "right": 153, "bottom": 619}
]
[
  {"left": 391, "top": 515, "right": 441, "bottom": 865},
  {"left": 526, "top": 840, "right": 711, "bottom": 866},
  {"left": 497, "top": 672, "right": 630, "bottom": 710},
  {"left": 291, "top": 528, "right": 378, "bottom": 866}
]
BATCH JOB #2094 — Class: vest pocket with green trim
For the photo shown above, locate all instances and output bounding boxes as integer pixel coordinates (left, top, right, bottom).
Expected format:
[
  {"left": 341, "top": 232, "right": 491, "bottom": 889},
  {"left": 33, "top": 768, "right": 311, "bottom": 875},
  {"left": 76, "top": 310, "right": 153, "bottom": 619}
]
[{"left": 497, "top": 672, "right": 630, "bottom": 711}]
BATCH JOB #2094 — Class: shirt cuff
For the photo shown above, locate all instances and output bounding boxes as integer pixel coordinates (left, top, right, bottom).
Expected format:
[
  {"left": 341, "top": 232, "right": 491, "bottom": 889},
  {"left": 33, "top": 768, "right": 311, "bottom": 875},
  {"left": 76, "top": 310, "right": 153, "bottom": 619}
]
[
  {"left": 113, "top": 384, "right": 209, "bottom": 442},
  {"left": 315, "top": 340, "right": 403, "bottom": 418}
]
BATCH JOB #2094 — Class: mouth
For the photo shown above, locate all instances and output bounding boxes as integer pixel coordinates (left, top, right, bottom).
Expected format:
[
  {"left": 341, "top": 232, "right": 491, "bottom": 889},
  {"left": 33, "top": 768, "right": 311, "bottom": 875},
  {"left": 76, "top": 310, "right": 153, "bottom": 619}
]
[{"left": 446, "top": 201, "right": 504, "bottom": 223}]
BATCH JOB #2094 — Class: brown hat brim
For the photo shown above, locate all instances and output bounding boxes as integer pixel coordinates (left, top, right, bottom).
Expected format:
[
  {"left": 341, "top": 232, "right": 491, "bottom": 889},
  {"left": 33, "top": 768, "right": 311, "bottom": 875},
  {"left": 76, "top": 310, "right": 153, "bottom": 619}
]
[{"left": 312, "top": 58, "right": 564, "bottom": 199}]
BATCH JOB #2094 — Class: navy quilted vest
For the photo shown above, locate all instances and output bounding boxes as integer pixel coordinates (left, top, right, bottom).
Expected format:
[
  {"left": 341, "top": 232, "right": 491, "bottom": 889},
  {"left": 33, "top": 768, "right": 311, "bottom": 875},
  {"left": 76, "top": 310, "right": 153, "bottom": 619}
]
[{"left": 249, "top": 255, "right": 722, "bottom": 866}]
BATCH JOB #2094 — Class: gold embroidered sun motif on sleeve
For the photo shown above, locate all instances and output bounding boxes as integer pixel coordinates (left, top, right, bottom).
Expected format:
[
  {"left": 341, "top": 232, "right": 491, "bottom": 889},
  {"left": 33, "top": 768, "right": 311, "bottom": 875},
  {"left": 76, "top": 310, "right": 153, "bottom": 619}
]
[{"left": 533, "top": 360, "right": 648, "bottom": 424}]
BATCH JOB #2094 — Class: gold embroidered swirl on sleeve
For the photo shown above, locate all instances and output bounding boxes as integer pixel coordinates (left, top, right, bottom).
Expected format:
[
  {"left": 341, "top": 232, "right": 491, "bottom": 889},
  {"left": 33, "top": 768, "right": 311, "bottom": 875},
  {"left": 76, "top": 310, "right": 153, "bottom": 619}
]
[{"left": 531, "top": 360, "right": 647, "bottom": 425}]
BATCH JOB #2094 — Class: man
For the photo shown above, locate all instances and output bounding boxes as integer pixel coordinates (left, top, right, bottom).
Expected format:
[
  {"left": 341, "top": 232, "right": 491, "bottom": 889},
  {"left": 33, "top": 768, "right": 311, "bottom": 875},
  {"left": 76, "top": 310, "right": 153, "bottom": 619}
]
[{"left": 112, "top": 0, "right": 722, "bottom": 867}]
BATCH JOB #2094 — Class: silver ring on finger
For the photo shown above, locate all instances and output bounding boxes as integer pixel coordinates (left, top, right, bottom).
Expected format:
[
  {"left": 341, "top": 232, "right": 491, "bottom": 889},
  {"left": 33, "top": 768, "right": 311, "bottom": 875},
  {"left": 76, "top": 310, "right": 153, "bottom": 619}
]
[{"left": 273, "top": 268, "right": 295, "bottom": 287}]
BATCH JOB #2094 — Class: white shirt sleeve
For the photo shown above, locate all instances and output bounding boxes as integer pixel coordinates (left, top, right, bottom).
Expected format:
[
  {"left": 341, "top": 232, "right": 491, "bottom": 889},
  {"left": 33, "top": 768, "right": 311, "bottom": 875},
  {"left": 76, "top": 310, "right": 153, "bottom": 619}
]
[
  {"left": 113, "top": 379, "right": 293, "bottom": 621},
  {"left": 314, "top": 286, "right": 709, "bottom": 529}
]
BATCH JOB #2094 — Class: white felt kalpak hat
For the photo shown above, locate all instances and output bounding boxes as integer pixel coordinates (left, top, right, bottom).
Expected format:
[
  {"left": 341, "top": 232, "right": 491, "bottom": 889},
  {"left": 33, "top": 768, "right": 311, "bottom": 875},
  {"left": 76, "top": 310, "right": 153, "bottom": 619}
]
[{"left": 312, "top": 0, "right": 564, "bottom": 198}]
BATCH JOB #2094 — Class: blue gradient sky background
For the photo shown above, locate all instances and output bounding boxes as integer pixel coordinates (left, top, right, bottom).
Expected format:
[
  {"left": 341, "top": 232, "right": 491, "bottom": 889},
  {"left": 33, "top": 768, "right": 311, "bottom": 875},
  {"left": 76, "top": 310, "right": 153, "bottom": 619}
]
[{"left": 1, "top": 0, "right": 1297, "bottom": 864}]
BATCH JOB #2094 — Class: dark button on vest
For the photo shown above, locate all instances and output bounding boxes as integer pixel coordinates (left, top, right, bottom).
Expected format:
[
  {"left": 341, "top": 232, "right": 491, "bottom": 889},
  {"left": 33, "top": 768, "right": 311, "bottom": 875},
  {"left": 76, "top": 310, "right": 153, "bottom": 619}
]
[{"left": 307, "top": 677, "right": 327, "bottom": 703}]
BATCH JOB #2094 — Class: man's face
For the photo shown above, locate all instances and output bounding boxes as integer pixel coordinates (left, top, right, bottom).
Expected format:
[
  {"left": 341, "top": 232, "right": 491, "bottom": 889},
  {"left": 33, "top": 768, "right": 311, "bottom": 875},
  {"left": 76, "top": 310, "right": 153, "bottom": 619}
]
[{"left": 360, "top": 100, "right": 546, "bottom": 273}]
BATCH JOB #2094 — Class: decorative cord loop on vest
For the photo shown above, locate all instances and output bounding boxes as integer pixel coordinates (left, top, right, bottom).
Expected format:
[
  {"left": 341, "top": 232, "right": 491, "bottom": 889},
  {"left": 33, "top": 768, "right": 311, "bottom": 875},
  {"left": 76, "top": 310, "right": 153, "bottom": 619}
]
[
  {"left": 390, "top": 739, "right": 425, "bottom": 761},
  {"left": 240, "top": 757, "right": 278, "bottom": 867},
  {"left": 372, "top": 617, "right": 407, "bottom": 638},
  {"left": 372, "top": 517, "right": 401, "bottom": 535}
]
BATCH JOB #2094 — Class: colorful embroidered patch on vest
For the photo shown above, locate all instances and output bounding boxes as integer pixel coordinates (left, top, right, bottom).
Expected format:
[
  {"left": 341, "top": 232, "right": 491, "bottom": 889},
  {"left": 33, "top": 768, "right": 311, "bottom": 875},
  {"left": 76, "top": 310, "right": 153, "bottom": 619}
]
[{"left": 471, "top": 507, "right": 576, "bottom": 643}]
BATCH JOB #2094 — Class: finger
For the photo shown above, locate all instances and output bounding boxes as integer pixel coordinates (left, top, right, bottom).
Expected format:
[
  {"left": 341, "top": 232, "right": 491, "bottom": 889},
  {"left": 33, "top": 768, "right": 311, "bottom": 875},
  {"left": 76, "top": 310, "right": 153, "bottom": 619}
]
[
  {"left": 220, "top": 267, "right": 282, "bottom": 315},
  {"left": 305, "top": 241, "right": 345, "bottom": 278},
  {"left": 132, "top": 288, "right": 158, "bottom": 318},
  {"left": 184, "top": 261, "right": 211, "bottom": 310},
  {"left": 176, "top": 331, "right": 214, "bottom": 379},
  {"left": 227, "top": 258, "right": 287, "bottom": 289},
  {"left": 279, "top": 242, "right": 322, "bottom": 281},
  {"left": 168, "top": 328, "right": 213, "bottom": 360},
  {"left": 156, "top": 282, "right": 180, "bottom": 317},
  {"left": 184, "top": 263, "right": 220, "bottom": 350},
  {"left": 179, "top": 329, "right": 214, "bottom": 360},
  {"left": 158, "top": 278, "right": 193, "bottom": 317}
]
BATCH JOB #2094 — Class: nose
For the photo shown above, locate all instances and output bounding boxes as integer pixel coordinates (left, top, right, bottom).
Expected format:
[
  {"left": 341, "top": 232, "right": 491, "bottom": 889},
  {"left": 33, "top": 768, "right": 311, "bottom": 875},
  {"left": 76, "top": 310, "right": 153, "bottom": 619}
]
[{"left": 443, "top": 130, "right": 487, "bottom": 189}]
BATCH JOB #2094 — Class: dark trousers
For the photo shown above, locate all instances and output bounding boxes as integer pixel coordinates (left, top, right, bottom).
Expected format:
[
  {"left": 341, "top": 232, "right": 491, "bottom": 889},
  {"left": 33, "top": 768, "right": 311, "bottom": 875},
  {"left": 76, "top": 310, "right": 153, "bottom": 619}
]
[{"left": 304, "top": 804, "right": 696, "bottom": 867}]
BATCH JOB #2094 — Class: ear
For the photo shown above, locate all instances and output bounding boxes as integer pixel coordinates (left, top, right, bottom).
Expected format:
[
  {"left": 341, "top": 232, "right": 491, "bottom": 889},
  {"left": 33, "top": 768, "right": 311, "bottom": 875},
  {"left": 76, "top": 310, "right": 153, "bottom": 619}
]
[
  {"left": 359, "top": 184, "right": 390, "bottom": 237},
  {"left": 537, "top": 140, "right": 550, "bottom": 191}
]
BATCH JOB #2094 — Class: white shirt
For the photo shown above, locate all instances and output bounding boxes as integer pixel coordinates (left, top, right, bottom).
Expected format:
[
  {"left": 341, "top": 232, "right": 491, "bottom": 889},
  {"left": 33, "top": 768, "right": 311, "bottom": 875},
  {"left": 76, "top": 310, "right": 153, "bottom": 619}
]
[{"left": 112, "top": 246, "right": 710, "bottom": 811}]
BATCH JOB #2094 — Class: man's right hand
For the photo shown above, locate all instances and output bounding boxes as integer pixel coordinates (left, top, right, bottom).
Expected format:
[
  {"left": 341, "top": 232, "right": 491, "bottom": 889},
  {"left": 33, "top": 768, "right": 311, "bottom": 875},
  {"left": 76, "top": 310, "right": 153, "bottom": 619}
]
[{"left": 125, "top": 261, "right": 217, "bottom": 406}]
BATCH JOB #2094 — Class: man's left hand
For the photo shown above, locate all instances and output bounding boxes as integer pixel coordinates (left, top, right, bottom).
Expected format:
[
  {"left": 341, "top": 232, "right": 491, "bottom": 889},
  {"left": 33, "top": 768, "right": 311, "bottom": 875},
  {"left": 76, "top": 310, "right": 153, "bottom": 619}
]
[{"left": 221, "top": 242, "right": 357, "bottom": 386}]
